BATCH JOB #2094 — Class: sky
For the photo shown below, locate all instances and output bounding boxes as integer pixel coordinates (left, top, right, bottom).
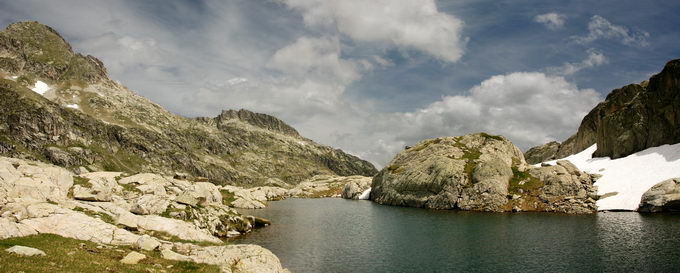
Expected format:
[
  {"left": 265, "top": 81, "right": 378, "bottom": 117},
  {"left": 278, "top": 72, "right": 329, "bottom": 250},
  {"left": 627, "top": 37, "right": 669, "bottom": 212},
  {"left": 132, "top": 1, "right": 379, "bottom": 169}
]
[{"left": 1, "top": 0, "right": 679, "bottom": 167}]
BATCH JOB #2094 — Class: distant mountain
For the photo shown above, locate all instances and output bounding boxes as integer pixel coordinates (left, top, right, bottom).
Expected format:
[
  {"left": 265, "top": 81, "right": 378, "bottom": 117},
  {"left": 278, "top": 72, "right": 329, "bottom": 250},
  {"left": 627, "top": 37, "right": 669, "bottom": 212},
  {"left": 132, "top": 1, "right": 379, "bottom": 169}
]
[
  {"left": 525, "top": 59, "right": 680, "bottom": 164},
  {"left": 0, "top": 21, "right": 377, "bottom": 185}
]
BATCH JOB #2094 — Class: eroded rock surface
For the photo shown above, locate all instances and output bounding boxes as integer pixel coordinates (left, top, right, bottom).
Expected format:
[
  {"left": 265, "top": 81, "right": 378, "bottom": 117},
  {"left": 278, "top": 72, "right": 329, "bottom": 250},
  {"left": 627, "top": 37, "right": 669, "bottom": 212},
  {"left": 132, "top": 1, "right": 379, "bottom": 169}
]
[
  {"left": 372, "top": 133, "right": 599, "bottom": 213},
  {"left": 639, "top": 178, "right": 680, "bottom": 212}
]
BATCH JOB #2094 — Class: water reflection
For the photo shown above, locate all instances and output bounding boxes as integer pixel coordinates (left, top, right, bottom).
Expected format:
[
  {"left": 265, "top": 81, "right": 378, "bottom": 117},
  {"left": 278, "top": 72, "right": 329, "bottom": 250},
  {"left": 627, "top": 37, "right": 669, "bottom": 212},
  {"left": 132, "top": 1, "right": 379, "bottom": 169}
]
[{"left": 238, "top": 199, "right": 680, "bottom": 273}]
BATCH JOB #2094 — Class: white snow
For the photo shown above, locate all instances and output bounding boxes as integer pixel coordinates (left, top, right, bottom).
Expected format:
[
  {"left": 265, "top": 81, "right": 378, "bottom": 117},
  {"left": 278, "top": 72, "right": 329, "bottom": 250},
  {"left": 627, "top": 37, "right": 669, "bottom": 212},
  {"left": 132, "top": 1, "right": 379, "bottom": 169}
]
[
  {"left": 358, "top": 188, "right": 371, "bottom": 200},
  {"left": 31, "top": 81, "right": 50, "bottom": 95},
  {"left": 10, "top": 76, "right": 18, "bottom": 79},
  {"left": 540, "top": 143, "right": 680, "bottom": 211},
  {"left": 65, "top": 104, "right": 79, "bottom": 109}
]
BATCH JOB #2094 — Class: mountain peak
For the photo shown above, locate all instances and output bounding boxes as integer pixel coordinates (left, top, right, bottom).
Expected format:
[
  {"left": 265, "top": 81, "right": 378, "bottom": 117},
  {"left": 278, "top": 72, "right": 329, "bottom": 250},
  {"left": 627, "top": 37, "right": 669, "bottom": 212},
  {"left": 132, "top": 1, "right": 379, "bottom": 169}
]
[
  {"left": 215, "top": 109, "right": 301, "bottom": 138},
  {"left": 0, "top": 20, "right": 107, "bottom": 83}
]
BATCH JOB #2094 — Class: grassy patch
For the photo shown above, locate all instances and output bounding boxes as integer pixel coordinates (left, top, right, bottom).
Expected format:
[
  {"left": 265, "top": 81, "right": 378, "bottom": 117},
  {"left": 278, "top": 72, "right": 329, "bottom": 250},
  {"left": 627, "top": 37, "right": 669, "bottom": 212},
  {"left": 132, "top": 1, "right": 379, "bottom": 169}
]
[
  {"left": 72, "top": 207, "right": 116, "bottom": 225},
  {"left": 508, "top": 167, "right": 543, "bottom": 194},
  {"left": 146, "top": 231, "right": 224, "bottom": 247},
  {"left": 220, "top": 190, "right": 236, "bottom": 207},
  {"left": 0, "top": 234, "right": 220, "bottom": 273},
  {"left": 73, "top": 176, "right": 93, "bottom": 188}
]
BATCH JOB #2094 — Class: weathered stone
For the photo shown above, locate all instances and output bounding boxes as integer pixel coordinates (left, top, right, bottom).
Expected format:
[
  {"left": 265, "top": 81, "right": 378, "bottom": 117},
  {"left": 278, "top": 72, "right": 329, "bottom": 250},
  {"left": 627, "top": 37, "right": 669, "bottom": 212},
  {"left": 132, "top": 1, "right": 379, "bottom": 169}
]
[
  {"left": 161, "top": 249, "right": 191, "bottom": 261},
  {"left": 5, "top": 245, "right": 46, "bottom": 256},
  {"left": 639, "top": 178, "right": 680, "bottom": 212},
  {"left": 341, "top": 176, "right": 372, "bottom": 200},
  {"left": 371, "top": 133, "right": 525, "bottom": 211},
  {"left": 135, "top": 235, "right": 161, "bottom": 251},
  {"left": 120, "top": 251, "right": 146, "bottom": 264},
  {"left": 524, "top": 141, "right": 560, "bottom": 164},
  {"left": 130, "top": 194, "right": 170, "bottom": 215}
]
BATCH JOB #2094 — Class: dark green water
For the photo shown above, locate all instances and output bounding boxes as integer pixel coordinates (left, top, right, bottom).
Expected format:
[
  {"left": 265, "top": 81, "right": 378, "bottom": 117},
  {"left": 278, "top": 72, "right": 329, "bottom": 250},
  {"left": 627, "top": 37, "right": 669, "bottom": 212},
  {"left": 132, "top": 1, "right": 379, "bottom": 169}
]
[{"left": 236, "top": 198, "right": 680, "bottom": 273}]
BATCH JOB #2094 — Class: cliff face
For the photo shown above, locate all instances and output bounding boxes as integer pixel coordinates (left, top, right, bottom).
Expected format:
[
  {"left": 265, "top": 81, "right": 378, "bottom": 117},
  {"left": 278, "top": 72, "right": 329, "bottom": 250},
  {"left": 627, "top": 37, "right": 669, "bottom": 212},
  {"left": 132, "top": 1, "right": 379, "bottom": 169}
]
[
  {"left": 525, "top": 59, "right": 680, "bottom": 163},
  {"left": 0, "top": 21, "right": 377, "bottom": 185}
]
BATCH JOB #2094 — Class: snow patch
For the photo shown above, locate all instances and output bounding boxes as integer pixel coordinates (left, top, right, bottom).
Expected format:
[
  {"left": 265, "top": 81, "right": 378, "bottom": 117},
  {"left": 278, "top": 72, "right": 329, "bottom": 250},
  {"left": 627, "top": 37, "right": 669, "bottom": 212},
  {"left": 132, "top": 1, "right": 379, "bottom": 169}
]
[
  {"left": 358, "top": 188, "right": 371, "bottom": 200},
  {"left": 66, "top": 104, "right": 79, "bottom": 109},
  {"left": 10, "top": 76, "right": 18, "bottom": 79},
  {"left": 31, "top": 81, "right": 50, "bottom": 95},
  {"left": 540, "top": 143, "right": 680, "bottom": 211}
]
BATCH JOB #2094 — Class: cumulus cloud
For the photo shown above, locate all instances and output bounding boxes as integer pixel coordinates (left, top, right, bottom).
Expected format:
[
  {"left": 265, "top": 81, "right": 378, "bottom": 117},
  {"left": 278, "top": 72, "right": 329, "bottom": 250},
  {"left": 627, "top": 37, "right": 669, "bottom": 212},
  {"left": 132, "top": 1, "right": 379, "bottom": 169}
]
[
  {"left": 333, "top": 72, "right": 602, "bottom": 166},
  {"left": 267, "top": 36, "right": 361, "bottom": 84},
  {"left": 547, "top": 49, "right": 608, "bottom": 75},
  {"left": 275, "top": 0, "right": 467, "bottom": 62},
  {"left": 573, "top": 15, "right": 650, "bottom": 47},
  {"left": 534, "top": 12, "right": 566, "bottom": 30}
]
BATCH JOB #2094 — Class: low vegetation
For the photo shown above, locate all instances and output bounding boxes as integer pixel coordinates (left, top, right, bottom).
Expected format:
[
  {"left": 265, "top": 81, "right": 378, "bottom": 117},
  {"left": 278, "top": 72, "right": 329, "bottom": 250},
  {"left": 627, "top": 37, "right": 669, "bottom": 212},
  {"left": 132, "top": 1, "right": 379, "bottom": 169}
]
[{"left": 0, "top": 234, "right": 220, "bottom": 273}]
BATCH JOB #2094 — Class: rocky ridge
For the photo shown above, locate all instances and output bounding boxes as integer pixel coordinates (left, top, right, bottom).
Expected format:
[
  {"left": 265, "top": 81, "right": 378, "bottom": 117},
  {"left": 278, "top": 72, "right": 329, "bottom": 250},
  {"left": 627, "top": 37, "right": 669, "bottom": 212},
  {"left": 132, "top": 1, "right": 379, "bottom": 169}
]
[
  {"left": 0, "top": 156, "right": 289, "bottom": 272},
  {"left": 0, "top": 21, "right": 376, "bottom": 186},
  {"left": 371, "top": 133, "right": 599, "bottom": 213},
  {"left": 525, "top": 59, "right": 680, "bottom": 164}
]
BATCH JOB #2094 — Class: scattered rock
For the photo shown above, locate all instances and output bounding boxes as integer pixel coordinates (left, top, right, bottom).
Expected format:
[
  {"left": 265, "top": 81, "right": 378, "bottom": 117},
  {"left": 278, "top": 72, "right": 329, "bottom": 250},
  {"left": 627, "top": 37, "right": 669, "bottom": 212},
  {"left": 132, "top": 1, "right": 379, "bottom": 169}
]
[
  {"left": 120, "top": 251, "right": 146, "bottom": 264},
  {"left": 135, "top": 235, "right": 161, "bottom": 251},
  {"left": 5, "top": 245, "right": 46, "bottom": 256},
  {"left": 161, "top": 249, "right": 191, "bottom": 262}
]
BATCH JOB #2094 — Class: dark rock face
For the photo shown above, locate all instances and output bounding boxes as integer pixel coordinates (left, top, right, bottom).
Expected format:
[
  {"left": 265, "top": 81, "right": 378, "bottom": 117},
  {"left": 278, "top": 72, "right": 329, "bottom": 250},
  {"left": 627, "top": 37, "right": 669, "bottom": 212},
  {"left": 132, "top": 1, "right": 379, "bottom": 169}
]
[
  {"left": 524, "top": 141, "right": 560, "bottom": 164},
  {"left": 591, "top": 60, "right": 680, "bottom": 158},
  {"left": 639, "top": 178, "right": 680, "bottom": 212},
  {"left": 0, "top": 21, "right": 377, "bottom": 185},
  {"left": 526, "top": 59, "right": 680, "bottom": 161}
]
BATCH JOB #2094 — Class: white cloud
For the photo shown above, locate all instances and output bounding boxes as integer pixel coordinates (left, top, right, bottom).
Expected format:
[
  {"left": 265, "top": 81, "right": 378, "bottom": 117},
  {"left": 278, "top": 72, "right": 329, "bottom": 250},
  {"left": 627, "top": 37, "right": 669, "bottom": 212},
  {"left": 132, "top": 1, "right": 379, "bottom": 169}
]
[
  {"left": 534, "top": 12, "right": 566, "bottom": 30},
  {"left": 326, "top": 72, "right": 602, "bottom": 166},
  {"left": 573, "top": 15, "right": 650, "bottom": 47},
  {"left": 548, "top": 49, "right": 608, "bottom": 75},
  {"left": 276, "top": 0, "right": 467, "bottom": 62},
  {"left": 267, "top": 36, "right": 361, "bottom": 84}
]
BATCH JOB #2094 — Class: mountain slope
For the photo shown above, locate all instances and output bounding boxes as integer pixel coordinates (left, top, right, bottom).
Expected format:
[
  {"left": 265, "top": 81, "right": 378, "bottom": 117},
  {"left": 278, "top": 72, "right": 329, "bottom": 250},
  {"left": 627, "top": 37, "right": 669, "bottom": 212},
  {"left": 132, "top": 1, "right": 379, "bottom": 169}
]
[
  {"left": 525, "top": 59, "right": 680, "bottom": 164},
  {"left": 0, "top": 21, "right": 376, "bottom": 185}
]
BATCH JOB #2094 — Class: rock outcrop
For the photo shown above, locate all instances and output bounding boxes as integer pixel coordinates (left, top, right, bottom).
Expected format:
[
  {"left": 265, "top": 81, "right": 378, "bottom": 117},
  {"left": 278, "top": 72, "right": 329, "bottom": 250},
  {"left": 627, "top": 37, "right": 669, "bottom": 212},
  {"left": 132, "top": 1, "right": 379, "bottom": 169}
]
[
  {"left": 526, "top": 59, "right": 680, "bottom": 162},
  {"left": 524, "top": 141, "right": 561, "bottom": 164},
  {"left": 639, "top": 178, "right": 680, "bottom": 212},
  {"left": 341, "top": 176, "right": 372, "bottom": 200},
  {"left": 0, "top": 156, "right": 289, "bottom": 272},
  {"left": 371, "top": 133, "right": 599, "bottom": 213},
  {"left": 0, "top": 21, "right": 376, "bottom": 186}
]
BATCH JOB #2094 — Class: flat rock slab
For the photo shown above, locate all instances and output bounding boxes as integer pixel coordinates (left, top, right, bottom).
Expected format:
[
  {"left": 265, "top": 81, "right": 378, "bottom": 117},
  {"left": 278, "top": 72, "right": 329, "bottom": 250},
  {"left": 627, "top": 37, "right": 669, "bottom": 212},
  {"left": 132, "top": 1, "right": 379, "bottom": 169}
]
[
  {"left": 120, "top": 251, "right": 146, "bottom": 264},
  {"left": 5, "top": 245, "right": 46, "bottom": 256}
]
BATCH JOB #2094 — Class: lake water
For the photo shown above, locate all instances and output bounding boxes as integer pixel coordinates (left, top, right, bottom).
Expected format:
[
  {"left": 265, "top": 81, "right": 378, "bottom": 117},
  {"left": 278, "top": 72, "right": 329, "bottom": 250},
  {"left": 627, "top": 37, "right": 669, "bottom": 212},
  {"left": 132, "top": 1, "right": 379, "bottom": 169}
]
[{"left": 236, "top": 198, "right": 680, "bottom": 273}]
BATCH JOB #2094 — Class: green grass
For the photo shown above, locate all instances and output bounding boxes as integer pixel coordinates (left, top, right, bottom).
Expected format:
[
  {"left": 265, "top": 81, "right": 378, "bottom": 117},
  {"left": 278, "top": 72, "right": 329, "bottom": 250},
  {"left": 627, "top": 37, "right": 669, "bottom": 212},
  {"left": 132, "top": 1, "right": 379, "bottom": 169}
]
[
  {"left": 0, "top": 234, "right": 220, "bottom": 273},
  {"left": 73, "top": 176, "right": 93, "bottom": 188},
  {"left": 72, "top": 207, "right": 116, "bottom": 225},
  {"left": 220, "top": 190, "right": 237, "bottom": 207},
  {"left": 508, "top": 167, "right": 544, "bottom": 194},
  {"left": 145, "top": 231, "right": 225, "bottom": 247}
]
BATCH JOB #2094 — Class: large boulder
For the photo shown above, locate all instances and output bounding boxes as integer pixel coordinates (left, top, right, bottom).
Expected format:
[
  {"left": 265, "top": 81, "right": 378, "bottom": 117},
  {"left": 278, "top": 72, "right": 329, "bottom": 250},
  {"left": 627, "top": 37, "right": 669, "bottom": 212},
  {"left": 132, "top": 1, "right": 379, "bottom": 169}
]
[
  {"left": 0, "top": 157, "right": 73, "bottom": 204},
  {"left": 341, "top": 176, "right": 372, "bottom": 200},
  {"left": 639, "top": 178, "right": 680, "bottom": 212},
  {"left": 372, "top": 133, "right": 599, "bottom": 213},
  {"left": 371, "top": 133, "right": 526, "bottom": 211}
]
